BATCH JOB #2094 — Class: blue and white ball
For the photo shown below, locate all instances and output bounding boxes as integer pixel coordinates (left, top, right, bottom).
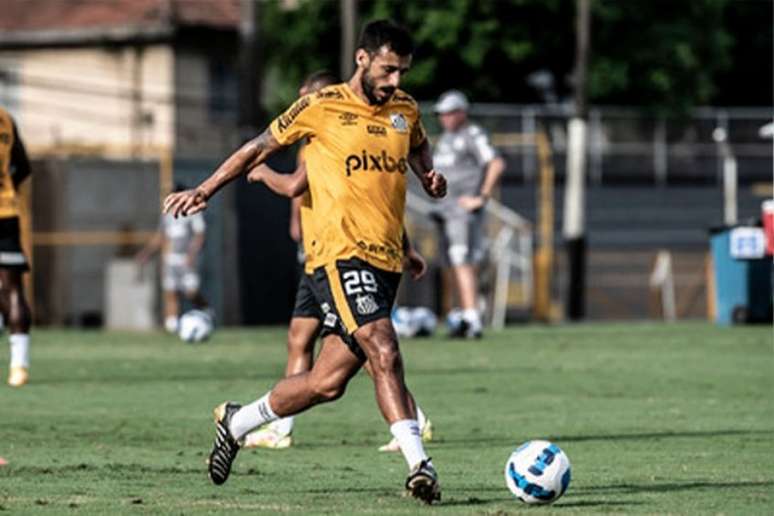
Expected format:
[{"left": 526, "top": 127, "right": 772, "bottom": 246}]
[
  {"left": 391, "top": 307, "right": 417, "bottom": 337},
  {"left": 411, "top": 307, "right": 437, "bottom": 337},
  {"left": 504, "top": 440, "right": 571, "bottom": 504},
  {"left": 445, "top": 308, "right": 464, "bottom": 333},
  {"left": 178, "top": 309, "right": 214, "bottom": 343}
]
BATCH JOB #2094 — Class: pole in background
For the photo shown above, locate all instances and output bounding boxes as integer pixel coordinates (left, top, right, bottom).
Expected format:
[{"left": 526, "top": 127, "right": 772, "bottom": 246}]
[
  {"left": 533, "top": 128, "right": 556, "bottom": 322},
  {"left": 340, "top": 0, "right": 358, "bottom": 80},
  {"left": 562, "top": 0, "right": 590, "bottom": 320},
  {"left": 712, "top": 127, "right": 738, "bottom": 226},
  {"left": 239, "top": 0, "right": 263, "bottom": 137}
]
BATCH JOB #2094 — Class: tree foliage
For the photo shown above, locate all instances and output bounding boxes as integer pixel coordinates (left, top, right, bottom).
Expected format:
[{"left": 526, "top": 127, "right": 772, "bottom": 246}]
[{"left": 258, "top": 0, "right": 772, "bottom": 115}]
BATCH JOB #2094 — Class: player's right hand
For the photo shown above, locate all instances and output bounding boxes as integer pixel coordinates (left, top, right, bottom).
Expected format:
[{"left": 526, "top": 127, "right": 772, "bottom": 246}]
[
  {"left": 163, "top": 189, "right": 208, "bottom": 217},
  {"left": 423, "top": 170, "right": 447, "bottom": 199}
]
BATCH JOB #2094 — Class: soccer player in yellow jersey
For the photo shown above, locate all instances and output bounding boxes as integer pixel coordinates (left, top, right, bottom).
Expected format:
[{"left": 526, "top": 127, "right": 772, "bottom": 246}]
[
  {"left": 0, "top": 106, "right": 33, "bottom": 387},
  {"left": 164, "top": 20, "right": 446, "bottom": 503},
  {"left": 243, "top": 71, "right": 434, "bottom": 453}
]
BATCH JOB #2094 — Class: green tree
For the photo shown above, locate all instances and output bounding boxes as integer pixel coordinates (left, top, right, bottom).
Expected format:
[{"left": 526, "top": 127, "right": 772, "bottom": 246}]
[{"left": 257, "top": 0, "right": 769, "bottom": 115}]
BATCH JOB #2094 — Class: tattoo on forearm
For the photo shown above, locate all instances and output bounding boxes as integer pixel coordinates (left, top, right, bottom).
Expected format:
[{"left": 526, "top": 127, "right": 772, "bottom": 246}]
[{"left": 201, "top": 129, "right": 281, "bottom": 198}]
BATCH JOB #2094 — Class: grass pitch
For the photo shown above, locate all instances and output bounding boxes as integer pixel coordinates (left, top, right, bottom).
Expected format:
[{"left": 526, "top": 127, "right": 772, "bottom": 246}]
[{"left": 1, "top": 323, "right": 772, "bottom": 515}]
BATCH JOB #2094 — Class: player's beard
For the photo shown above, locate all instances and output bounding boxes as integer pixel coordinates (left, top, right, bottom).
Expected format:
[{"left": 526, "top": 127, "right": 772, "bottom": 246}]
[{"left": 361, "top": 70, "right": 395, "bottom": 106}]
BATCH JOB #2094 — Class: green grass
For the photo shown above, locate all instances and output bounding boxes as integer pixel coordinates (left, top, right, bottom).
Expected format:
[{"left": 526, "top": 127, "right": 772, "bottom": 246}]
[{"left": 0, "top": 323, "right": 772, "bottom": 515}]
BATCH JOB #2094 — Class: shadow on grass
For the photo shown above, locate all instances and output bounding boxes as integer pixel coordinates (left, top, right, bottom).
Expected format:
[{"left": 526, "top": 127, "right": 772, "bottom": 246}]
[
  {"left": 0, "top": 463, "right": 203, "bottom": 476},
  {"left": 440, "top": 428, "right": 773, "bottom": 448},
  {"left": 574, "top": 480, "right": 774, "bottom": 495},
  {"left": 554, "top": 499, "right": 647, "bottom": 508},
  {"left": 24, "top": 372, "right": 280, "bottom": 386}
]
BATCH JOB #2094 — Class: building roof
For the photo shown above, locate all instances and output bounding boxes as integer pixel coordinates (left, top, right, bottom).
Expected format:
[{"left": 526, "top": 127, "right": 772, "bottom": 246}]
[{"left": 0, "top": 0, "right": 240, "bottom": 46}]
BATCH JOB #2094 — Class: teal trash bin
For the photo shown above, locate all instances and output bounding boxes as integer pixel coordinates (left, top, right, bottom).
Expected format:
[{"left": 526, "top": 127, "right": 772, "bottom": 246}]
[{"left": 709, "top": 226, "right": 773, "bottom": 325}]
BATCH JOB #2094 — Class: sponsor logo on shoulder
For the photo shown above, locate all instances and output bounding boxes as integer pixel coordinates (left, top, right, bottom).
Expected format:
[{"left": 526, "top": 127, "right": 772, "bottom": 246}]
[
  {"left": 276, "top": 96, "right": 311, "bottom": 133},
  {"left": 339, "top": 112, "right": 358, "bottom": 126},
  {"left": 390, "top": 113, "right": 408, "bottom": 133},
  {"left": 355, "top": 294, "right": 379, "bottom": 315},
  {"left": 367, "top": 125, "right": 387, "bottom": 137},
  {"left": 316, "top": 88, "right": 344, "bottom": 100}
]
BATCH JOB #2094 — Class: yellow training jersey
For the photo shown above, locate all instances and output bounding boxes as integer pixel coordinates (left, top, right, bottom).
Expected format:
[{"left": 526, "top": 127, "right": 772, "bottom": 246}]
[
  {"left": 0, "top": 107, "right": 20, "bottom": 219},
  {"left": 270, "top": 83, "right": 426, "bottom": 273},
  {"left": 296, "top": 145, "right": 315, "bottom": 265}
]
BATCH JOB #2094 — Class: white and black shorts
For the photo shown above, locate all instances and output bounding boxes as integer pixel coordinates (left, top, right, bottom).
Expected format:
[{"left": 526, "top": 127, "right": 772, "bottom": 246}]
[
  {"left": 308, "top": 258, "right": 402, "bottom": 361},
  {"left": 162, "top": 254, "right": 200, "bottom": 293},
  {"left": 436, "top": 211, "right": 486, "bottom": 267},
  {"left": 292, "top": 273, "right": 322, "bottom": 319},
  {"left": 0, "top": 217, "right": 29, "bottom": 271}
]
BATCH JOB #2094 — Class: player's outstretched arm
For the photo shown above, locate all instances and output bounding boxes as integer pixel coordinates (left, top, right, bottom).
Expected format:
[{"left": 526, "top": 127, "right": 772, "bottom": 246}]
[
  {"left": 408, "top": 139, "right": 446, "bottom": 199},
  {"left": 163, "top": 129, "right": 284, "bottom": 217},
  {"left": 247, "top": 161, "right": 309, "bottom": 198}
]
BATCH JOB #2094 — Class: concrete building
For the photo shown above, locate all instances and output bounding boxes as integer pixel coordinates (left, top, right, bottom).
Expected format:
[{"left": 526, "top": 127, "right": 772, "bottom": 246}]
[{"left": 0, "top": 0, "right": 241, "bottom": 158}]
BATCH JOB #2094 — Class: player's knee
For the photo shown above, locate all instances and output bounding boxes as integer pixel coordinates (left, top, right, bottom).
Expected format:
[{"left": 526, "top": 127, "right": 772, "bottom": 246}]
[
  {"left": 311, "top": 377, "right": 346, "bottom": 402},
  {"left": 358, "top": 328, "right": 400, "bottom": 373}
]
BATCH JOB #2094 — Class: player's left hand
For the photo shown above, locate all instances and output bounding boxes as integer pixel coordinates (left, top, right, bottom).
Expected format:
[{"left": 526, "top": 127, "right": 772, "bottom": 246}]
[
  {"left": 423, "top": 170, "right": 447, "bottom": 198},
  {"left": 458, "top": 195, "right": 485, "bottom": 212},
  {"left": 163, "top": 189, "right": 208, "bottom": 218},
  {"left": 403, "top": 247, "right": 427, "bottom": 280},
  {"left": 246, "top": 166, "right": 264, "bottom": 183}
]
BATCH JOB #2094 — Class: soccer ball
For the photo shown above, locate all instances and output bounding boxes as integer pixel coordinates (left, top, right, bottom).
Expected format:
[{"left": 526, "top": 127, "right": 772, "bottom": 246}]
[
  {"left": 178, "top": 309, "right": 214, "bottom": 343},
  {"left": 412, "top": 307, "right": 437, "bottom": 337},
  {"left": 391, "top": 306, "right": 417, "bottom": 337},
  {"left": 445, "top": 308, "right": 464, "bottom": 332},
  {"left": 392, "top": 307, "right": 438, "bottom": 338},
  {"left": 504, "top": 440, "right": 571, "bottom": 504}
]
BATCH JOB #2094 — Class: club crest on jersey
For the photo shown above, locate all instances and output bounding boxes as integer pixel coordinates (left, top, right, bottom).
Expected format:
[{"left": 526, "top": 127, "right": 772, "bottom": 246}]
[
  {"left": 355, "top": 294, "right": 379, "bottom": 315},
  {"left": 390, "top": 113, "right": 408, "bottom": 133}
]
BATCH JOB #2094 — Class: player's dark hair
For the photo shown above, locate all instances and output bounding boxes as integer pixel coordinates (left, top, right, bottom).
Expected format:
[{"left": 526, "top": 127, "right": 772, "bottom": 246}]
[
  {"left": 302, "top": 70, "right": 339, "bottom": 90},
  {"left": 357, "top": 19, "right": 413, "bottom": 57},
  {"left": 173, "top": 182, "right": 187, "bottom": 192}
]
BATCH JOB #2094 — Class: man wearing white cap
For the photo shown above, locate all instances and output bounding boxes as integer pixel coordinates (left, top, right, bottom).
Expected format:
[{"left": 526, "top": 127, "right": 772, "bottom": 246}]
[{"left": 432, "top": 90, "right": 505, "bottom": 338}]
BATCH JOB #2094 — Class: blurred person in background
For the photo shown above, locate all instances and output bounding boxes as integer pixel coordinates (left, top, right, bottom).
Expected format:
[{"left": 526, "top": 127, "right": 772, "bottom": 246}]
[
  {"left": 244, "top": 70, "right": 434, "bottom": 453},
  {"left": 0, "top": 106, "right": 33, "bottom": 387},
  {"left": 431, "top": 90, "right": 505, "bottom": 339},
  {"left": 136, "top": 183, "right": 210, "bottom": 333}
]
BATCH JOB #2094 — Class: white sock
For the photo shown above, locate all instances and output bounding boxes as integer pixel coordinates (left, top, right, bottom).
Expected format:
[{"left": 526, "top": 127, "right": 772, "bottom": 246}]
[
  {"left": 229, "top": 393, "right": 279, "bottom": 440},
  {"left": 9, "top": 333, "right": 30, "bottom": 368},
  {"left": 164, "top": 316, "right": 178, "bottom": 333},
  {"left": 462, "top": 308, "right": 482, "bottom": 332},
  {"left": 416, "top": 405, "right": 427, "bottom": 429},
  {"left": 271, "top": 416, "right": 294, "bottom": 436},
  {"left": 390, "top": 419, "right": 429, "bottom": 469}
]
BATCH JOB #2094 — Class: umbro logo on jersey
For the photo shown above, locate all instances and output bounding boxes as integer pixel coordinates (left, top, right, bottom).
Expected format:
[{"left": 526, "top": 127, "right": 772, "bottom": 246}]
[
  {"left": 367, "top": 125, "right": 387, "bottom": 137},
  {"left": 339, "top": 112, "right": 358, "bottom": 126},
  {"left": 390, "top": 113, "right": 408, "bottom": 133},
  {"left": 345, "top": 151, "right": 408, "bottom": 176}
]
